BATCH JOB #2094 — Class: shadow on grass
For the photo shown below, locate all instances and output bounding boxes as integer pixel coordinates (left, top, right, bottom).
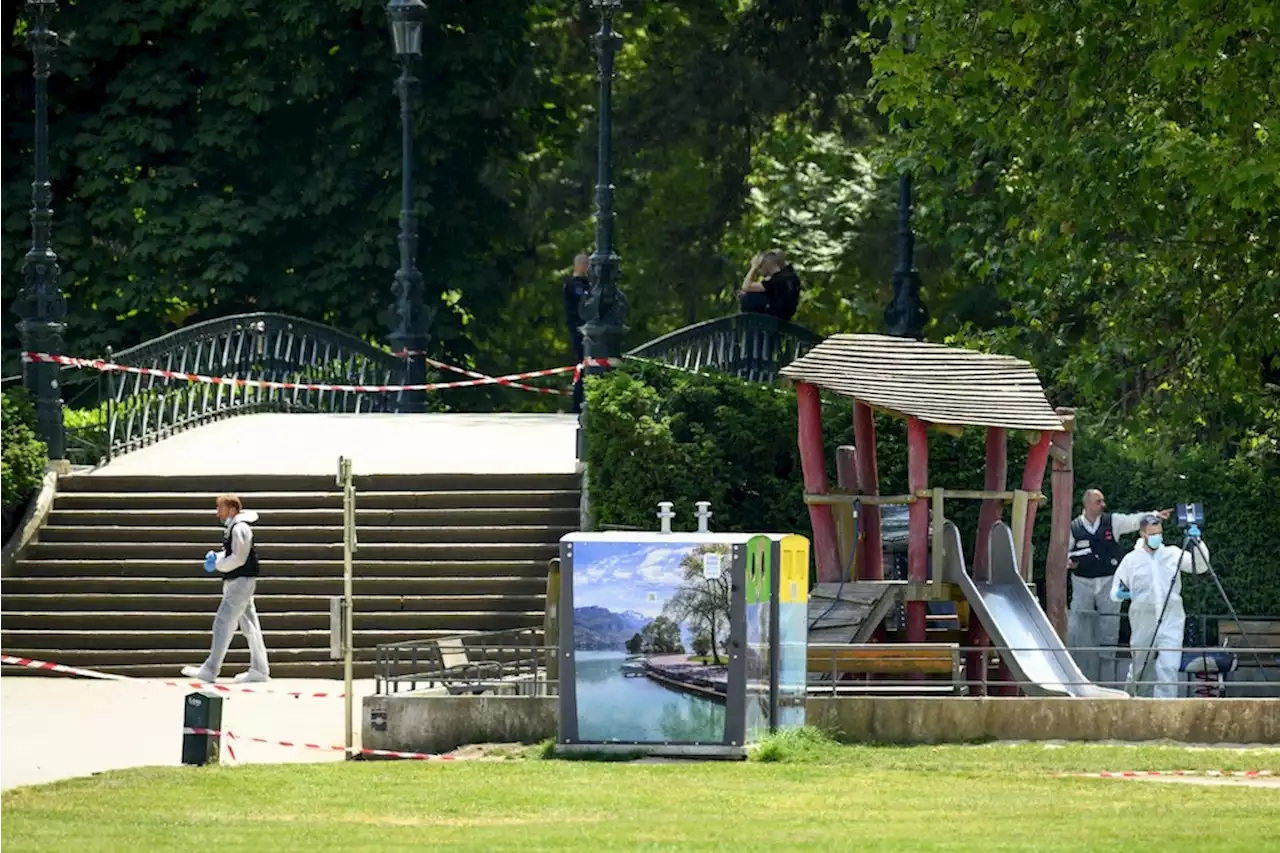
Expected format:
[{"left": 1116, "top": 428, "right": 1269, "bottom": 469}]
[{"left": 529, "top": 739, "right": 646, "bottom": 762}]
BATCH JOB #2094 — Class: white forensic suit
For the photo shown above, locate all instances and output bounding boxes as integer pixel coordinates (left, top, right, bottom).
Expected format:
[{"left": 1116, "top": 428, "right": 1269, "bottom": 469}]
[
  {"left": 1067, "top": 510, "right": 1157, "bottom": 683},
  {"left": 1110, "top": 538, "right": 1210, "bottom": 698}
]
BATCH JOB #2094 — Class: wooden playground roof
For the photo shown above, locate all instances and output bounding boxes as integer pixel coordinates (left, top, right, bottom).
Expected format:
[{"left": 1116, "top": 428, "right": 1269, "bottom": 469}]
[{"left": 780, "top": 334, "right": 1065, "bottom": 432}]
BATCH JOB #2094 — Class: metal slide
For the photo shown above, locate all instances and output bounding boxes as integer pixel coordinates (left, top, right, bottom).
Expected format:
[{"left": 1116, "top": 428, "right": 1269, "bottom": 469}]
[{"left": 943, "top": 520, "right": 1128, "bottom": 698}]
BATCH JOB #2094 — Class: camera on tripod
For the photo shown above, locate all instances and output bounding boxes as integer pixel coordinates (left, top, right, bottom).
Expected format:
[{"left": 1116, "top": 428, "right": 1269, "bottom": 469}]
[{"left": 1175, "top": 502, "right": 1205, "bottom": 529}]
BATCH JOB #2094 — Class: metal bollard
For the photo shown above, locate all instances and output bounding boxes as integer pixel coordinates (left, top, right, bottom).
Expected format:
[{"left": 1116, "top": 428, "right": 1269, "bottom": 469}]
[
  {"left": 695, "top": 501, "right": 712, "bottom": 533},
  {"left": 657, "top": 501, "right": 675, "bottom": 534},
  {"left": 182, "top": 691, "right": 223, "bottom": 766}
]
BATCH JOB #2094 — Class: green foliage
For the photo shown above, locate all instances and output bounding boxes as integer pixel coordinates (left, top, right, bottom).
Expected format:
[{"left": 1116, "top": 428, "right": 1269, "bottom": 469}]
[
  {"left": 750, "top": 726, "right": 840, "bottom": 763},
  {"left": 1, "top": 389, "right": 48, "bottom": 539},
  {"left": 638, "top": 615, "right": 684, "bottom": 655},
  {"left": 867, "top": 0, "right": 1280, "bottom": 455},
  {"left": 586, "top": 366, "right": 1280, "bottom": 616}
]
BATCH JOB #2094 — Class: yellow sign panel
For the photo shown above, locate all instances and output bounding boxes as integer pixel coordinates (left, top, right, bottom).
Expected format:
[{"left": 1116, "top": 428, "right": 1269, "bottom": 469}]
[{"left": 779, "top": 534, "right": 810, "bottom": 604}]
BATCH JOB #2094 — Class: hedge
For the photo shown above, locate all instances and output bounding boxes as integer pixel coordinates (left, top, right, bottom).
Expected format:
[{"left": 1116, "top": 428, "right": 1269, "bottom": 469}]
[
  {"left": 584, "top": 363, "right": 1280, "bottom": 618},
  {"left": 2, "top": 390, "right": 49, "bottom": 542}
]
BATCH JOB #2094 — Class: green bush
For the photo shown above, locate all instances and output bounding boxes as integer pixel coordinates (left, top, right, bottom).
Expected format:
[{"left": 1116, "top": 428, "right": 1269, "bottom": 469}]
[
  {"left": 585, "top": 364, "right": 1280, "bottom": 617},
  {"left": 2, "top": 390, "right": 49, "bottom": 541}
]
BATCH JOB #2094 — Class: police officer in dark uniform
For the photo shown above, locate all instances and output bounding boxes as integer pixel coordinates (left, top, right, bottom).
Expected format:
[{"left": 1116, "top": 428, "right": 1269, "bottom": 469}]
[
  {"left": 563, "top": 253, "right": 591, "bottom": 414},
  {"left": 1067, "top": 489, "right": 1170, "bottom": 683}
]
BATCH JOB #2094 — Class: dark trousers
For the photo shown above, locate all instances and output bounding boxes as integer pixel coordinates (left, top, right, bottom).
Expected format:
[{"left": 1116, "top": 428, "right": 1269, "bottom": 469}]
[{"left": 570, "top": 333, "right": 585, "bottom": 414}]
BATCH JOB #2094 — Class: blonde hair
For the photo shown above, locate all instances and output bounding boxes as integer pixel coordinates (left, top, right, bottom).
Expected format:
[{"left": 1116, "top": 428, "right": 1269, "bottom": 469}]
[{"left": 216, "top": 494, "right": 242, "bottom": 514}]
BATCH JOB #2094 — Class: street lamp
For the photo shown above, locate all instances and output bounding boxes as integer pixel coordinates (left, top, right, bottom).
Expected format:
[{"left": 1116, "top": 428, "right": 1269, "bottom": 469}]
[
  {"left": 13, "top": 0, "right": 66, "bottom": 459},
  {"left": 386, "top": 0, "right": 431, "bottom": 413},
  {"left": 579, "top": 0, "right": 629, "bottom": 368},
  {"left": 882, "top": 28, "right": 928, "bottom": 340}
]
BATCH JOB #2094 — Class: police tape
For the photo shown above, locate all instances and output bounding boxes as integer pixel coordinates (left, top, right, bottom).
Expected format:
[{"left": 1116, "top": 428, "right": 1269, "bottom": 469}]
[
  {"left": 0, "top": 654, "right": 130, "bottom": 681},
  {"left": 1086, "top": 770, "right": 1274, "bottom": 779},
  {"left": 1, "top": 654, "right": 343, "bottom": 699},
  {"left": 572, "top": 357, "right": 625, "bottom": 383},
  {"left": 183, "top": 727, "right": 455, "bottom": 761},
  {"left": 21, "top": 351, "right": 574, "bottom": 395}
]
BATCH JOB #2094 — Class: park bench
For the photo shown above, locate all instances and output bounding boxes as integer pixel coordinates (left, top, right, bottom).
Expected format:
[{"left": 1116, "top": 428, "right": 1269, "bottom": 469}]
[
  {"left": 375, "top": 629, "right": 547, "bottom": 695},
  {"left": 1219, "top": 619, "right": 1280, "bottom": 695},
  {"left": 806, "top": 643, "right": 964, "bottom": 695}
]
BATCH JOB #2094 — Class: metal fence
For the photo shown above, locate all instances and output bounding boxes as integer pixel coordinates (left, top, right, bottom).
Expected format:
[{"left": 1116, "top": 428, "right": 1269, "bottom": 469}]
[
  {"left": 806, "top": 642, "right": 1277, "bottom": 697},
  {"left": 375, "top": 627, "right": 557, "bottom": 696}
]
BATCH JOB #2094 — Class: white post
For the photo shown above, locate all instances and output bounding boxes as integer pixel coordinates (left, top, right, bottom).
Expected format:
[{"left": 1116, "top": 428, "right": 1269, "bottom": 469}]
[
  {"left": 657, "top": 501, "right": 675, "bottom": 534},
  {"left": 339, "top": 457, "right": 357, "bottom": 758},
  {"left": 695, "top": 501, "right": 712, "bottom": 533}
]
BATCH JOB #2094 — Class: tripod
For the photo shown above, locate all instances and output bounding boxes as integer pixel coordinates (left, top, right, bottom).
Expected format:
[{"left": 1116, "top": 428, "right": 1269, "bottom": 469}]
[{"left": 1133, "top": 528, "right": 1270, "bottom": 695}]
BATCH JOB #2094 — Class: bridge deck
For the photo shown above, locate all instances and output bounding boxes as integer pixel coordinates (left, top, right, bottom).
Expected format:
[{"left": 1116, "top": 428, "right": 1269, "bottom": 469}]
[{"left": 89, "top": 413, "right": 580, "bottom": 476}]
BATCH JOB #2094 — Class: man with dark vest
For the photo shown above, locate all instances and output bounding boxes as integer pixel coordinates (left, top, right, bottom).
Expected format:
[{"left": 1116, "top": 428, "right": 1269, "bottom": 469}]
[
  {"left": 181, "top": 494, "right": 271, "bottom": 683},
  {"left": 1067, "top": 489, "right": 1169, "bottom": 683}
]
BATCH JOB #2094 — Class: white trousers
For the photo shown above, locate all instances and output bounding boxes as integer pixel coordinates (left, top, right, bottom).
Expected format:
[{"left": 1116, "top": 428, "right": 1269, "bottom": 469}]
[
  {"left": 200, "top": 577, "right": 270, "bottom": 677},
  {"left": 1067, "top": 574, "right": 1122, "bottom": 684}
]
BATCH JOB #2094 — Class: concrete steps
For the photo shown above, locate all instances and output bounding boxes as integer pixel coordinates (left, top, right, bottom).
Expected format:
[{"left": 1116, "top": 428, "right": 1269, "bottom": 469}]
[{"left": 2, "top": 471, "right": 578, "bottom": 679}]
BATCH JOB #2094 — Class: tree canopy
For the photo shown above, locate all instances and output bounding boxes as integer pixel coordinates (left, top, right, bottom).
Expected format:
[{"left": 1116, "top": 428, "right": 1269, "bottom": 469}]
[
  {"left": 868, "top": 0, "right": 1279, "bottom": 456},
  {"left": 3, "top": 1, "right": 1274, "bottom": 458}
]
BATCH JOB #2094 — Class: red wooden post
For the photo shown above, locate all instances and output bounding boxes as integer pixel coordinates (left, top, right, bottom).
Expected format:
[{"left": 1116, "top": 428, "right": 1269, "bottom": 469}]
[
  {"left": 1019, "top": 431, "right": 1053, "bottom": 576},
  {"left": 1045, "top": 409, "right": 1076, "bottom": 642},
  {"left": 797, "top": 382, "right": 841, "bottom": 582},
  {"left": 967, "top": 426, "right": 1006, "bottom": 696},
  {"left": 852, "top": 401, "right": 883, "bottom": 581},
  {"left": 906, "top": 416, "right": 929, "bottom": 645}
]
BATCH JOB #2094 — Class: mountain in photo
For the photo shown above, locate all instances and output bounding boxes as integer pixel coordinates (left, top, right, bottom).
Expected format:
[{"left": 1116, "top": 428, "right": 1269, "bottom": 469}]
[{"left": 573, "top": 606, "right": 650, "bottom": 650}]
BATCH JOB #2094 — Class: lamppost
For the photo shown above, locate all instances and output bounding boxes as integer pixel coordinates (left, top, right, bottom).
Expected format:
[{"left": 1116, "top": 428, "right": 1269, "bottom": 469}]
[
  {"left": 882, "top": 29, "right": 928, "bottom": 341},
  {"left": 386, "top": 0, "right": 431, "bottom": 413},
  {"left": 14, "top": 0, "right": 66, "bottom": 459},
  {"left": 579, "top": 0, "right": 629, "bottom": 369}
]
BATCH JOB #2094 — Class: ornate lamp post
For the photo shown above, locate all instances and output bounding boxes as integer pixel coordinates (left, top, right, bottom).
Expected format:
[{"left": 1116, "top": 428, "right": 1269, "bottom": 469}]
[
  {"left": 386, "top": 0, "right": 430, "bottom": 412},
  {"left": 14, "top": 0, "right": 66, "bottom": 459},
  {"left": 579, "top": 0, "right": 629, "bottom": 368},
  {"left": 882, "top": 28, "right": 928, "bottom": 341}
]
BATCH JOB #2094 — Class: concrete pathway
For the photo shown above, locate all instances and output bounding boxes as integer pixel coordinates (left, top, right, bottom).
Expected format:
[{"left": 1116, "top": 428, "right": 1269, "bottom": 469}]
[
  {"left": 88, "top": 413, "right": 579, "bottom": 476},
  {"left": 1, "top": 676, "right": 380, "bottom": 790}
]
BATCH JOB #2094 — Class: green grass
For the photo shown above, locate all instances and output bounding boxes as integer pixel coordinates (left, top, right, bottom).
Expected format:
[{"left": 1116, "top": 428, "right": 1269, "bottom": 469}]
[{"left": 3, "top": 743, "right": 1277, "bottom": 852}]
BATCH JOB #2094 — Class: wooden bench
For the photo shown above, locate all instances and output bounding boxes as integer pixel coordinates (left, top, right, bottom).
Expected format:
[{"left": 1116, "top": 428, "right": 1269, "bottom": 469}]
[
  {"left": 1220, "top": 620, "right": 1280, "bottom": 690},
  {"left": 807, "top": 643, "right": 964, "bottom": 695}
]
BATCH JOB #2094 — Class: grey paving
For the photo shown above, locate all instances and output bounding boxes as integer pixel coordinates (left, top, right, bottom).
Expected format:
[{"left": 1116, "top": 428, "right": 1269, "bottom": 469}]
[{"left": 89, "top": 413, "right": 580, "bottom": 476}]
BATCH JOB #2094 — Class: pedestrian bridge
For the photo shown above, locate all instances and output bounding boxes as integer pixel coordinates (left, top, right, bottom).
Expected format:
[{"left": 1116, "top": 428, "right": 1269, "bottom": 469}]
[{"left": 58, "top": 310, "right": 821, "bottom": 473}]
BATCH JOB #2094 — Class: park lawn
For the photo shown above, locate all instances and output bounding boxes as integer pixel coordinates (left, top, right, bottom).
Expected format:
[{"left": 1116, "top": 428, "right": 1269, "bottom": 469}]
[{"left": 3, "top": 742, "right": 1278, "bottom": 852}]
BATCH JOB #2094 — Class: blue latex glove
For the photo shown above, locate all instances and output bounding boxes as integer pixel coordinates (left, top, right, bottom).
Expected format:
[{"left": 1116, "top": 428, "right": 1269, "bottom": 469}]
[
  {"left": 1115, "top": 583, "right": 1131, "bottom": 601},
  {"left": 204, "top": 551, "right": 218, "bottom": 574}
]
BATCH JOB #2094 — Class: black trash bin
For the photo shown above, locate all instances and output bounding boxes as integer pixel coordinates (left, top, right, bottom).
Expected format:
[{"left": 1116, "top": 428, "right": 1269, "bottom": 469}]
[{"left": 182, "top": 691, "right": 224, "bottom": 766}]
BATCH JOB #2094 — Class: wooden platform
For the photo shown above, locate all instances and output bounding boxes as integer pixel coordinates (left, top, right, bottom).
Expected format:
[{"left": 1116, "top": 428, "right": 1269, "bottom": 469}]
[{"left": 806, "top": 582, "right": 901, "bottom": 644}]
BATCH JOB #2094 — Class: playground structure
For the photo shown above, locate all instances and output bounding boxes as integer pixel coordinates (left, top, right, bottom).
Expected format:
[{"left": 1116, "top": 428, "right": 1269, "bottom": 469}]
[{"left": 781, "top": 333, "right": 1123, "bottom": 697}]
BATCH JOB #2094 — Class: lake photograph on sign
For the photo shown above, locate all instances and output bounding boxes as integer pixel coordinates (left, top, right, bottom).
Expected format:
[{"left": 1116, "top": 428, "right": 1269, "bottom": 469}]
[{"left": 570, "top": 539, "right": 731, "bottom": 744}]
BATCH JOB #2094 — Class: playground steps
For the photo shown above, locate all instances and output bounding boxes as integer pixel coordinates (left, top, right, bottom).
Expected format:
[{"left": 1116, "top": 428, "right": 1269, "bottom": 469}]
[{"left": 2, "top": 472, "right": 578, "bottom": 678}]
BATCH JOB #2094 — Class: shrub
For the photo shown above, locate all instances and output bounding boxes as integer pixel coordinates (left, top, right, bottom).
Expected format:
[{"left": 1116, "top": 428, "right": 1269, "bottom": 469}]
[
  {"left": 2, "top": 390, "right": 49, "bottom": 541},
  {"left": 584, "top": 364, "right": 1280, "bottom": 617}
]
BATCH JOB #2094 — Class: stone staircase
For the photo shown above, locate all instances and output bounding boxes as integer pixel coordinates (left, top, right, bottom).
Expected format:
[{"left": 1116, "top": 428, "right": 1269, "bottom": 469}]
[{"left": 2, "top": 472, "right": 578, "bottom": 678}]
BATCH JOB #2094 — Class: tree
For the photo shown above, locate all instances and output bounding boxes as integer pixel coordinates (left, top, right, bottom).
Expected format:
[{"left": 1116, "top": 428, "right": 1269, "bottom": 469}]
[
  {"left": 624, "top": 632, "right": 643, "bottom": 655},
  {"left": 663, "top": 545, "right": 731, "bottom": 662},
  {"left": 691, "top": 632, "right": 712, "bottom": 660},
  {"left": 867, "top": 1, "right": 1279, "bottom": 457},
  {"left": 639, "top": 615, "right": 684, "bottom": 655}
]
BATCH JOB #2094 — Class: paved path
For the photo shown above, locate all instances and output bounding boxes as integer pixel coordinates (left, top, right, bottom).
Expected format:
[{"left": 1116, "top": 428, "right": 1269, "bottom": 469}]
[
  {"left": 88, "top": 413, "right": 579, "bottom": 476},
  {"left": 1, "top": 676, "right": 380, "bottom": 790}
]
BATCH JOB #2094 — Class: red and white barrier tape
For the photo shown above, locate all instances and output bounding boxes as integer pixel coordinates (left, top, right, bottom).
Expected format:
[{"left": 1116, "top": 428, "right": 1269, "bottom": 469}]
[
  {"left": 419, "top": 355, "right": 569, "bottom": 396},
  {"left": 0, "top": 654, "right": 130, "bottom": 681},
  {"left": 1086, "top": 770, "right": 1274, "bottom": 779},
  {"left": 22, "top": 352, "right": 573, "bottom": 395},
  {"left": 572, "top": 356, "right": 624, "bottom": 383},
  {"left": 183, "top": 727, "right": 454, "bottom": 761},
  {"left": 2, "top": 654, "right": 342, "bottom": 699},
  {"left": 161, "top": 679, "right": 345, "bottom": 699}
]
